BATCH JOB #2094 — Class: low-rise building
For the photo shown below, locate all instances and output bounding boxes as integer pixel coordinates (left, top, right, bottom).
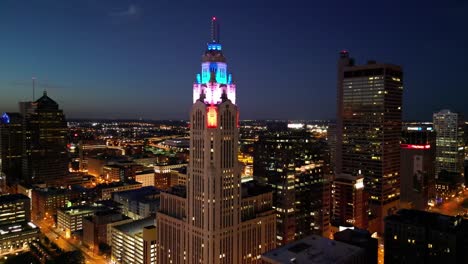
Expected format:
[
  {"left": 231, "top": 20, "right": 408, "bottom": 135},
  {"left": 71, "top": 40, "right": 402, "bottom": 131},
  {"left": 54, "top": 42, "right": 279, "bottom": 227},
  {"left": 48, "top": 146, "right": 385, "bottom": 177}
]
[
  {"left": 95, "top": 181, "right": 142, "bottom": 200},
  {"left": 57, "top": 202, "right": 121, "bottom": 236},
  {"left": 82, "top": 210, "right": 132, "bottom": 252},
  {"left": 135, "top": 170, "right": 155, "bottom": 187},
  {"left": 113, "top": 187, "right": 160, "bottom": 220},
  {"left": 31, "top": 187, "right": 81, "bottom": 222},
  {"left": 111, "top": 218, "right": 157, "bottom": 264}
]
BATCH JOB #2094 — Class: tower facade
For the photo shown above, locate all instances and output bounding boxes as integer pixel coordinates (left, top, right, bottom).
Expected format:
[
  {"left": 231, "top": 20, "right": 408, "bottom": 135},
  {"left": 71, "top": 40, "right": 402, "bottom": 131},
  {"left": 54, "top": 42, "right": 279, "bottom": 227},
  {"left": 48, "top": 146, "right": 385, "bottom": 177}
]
[
  {"left": 253, "top": 129, "right": 330, "bottom": 245},
  {"left": 156, "top": 18, "right": 276, "bottom": 264},
  {"left": 21, "top": 91, "right": 68, "bottom": 186},
  {"left": 335, "top": 51, "right": 403, "bottom": 233},
  {"left": 433, "top": 110, "right": 464, "bottom": 178}
]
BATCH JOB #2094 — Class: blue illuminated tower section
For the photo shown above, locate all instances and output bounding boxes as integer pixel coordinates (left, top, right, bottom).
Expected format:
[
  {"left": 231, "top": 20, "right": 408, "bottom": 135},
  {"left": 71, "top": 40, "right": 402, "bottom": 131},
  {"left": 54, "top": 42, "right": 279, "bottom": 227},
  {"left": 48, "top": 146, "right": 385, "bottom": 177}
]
[{"left": 193, "top": 17, "right": 236, "bottom": 106}]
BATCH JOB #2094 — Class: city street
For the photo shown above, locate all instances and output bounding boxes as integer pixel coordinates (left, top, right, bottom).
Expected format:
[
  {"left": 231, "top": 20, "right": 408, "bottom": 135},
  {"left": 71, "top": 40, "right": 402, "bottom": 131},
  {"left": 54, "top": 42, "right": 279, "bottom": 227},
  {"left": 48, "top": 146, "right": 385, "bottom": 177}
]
[
  {"left": 429, "top": 189, "right": 468, "bottom": 217},
  {"left": 35, "top": 219, "right": 108, "bottom": 264}
]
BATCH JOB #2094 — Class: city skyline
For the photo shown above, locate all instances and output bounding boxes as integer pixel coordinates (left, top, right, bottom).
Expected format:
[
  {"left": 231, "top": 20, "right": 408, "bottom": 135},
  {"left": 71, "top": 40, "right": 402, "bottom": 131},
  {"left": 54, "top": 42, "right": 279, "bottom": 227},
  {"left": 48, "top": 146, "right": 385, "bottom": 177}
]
[{"left": 1, "top": 0, "right": 468, "bottom": 120}]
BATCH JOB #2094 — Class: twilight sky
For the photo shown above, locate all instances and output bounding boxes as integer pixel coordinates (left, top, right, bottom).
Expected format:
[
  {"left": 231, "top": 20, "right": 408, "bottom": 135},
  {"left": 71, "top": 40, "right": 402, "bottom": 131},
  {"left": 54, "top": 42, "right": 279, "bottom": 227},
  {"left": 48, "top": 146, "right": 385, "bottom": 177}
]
[{"left": 0, "top": 0, "right": 467, "bottom": 120}]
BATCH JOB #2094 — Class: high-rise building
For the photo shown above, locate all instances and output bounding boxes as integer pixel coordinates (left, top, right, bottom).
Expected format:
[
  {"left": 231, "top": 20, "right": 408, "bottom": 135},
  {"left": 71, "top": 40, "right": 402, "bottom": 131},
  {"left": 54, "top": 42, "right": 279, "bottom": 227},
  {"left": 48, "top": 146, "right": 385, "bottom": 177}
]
[
  {"left": 335, "top": 51, "right": 403, "bottom": 233},
  {"left": 22, "top": 91, "right": 69, "bottom": 185},
  {"left": 400, "top": 125, "right": 436, "bottom": 209},
  {"left": 331, "top": 173, "right": 368, "bottom": 231},
  {"left": 433, "top": 110, "right": 464, "bottom": 184},
  {"left": 156, "top": 18, "right": 276, "bottom": 264},
  {"left": 384, "top": 209, "right": 468, "bottom": 264},
  {"left": 0, "top": 113, "right": 23, "bottom": 190},
  {"left": 254, "top": 129, "right": 330, "bottom": 245}
]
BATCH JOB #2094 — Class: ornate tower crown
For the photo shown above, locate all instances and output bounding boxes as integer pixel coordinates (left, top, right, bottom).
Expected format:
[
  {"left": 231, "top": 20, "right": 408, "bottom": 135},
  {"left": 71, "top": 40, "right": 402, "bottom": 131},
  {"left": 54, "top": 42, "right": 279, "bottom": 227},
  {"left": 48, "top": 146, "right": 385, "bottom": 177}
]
[{"left": 193, "top": 17, "right": 236, "bottom": 105}]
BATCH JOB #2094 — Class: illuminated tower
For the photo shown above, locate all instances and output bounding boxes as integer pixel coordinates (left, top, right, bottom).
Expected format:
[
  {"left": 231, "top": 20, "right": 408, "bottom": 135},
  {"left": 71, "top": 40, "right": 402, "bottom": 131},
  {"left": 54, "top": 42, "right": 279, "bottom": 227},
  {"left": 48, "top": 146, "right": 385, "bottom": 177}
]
[{"left": 156, "top": 18, "right": 276, "bottom": 264}]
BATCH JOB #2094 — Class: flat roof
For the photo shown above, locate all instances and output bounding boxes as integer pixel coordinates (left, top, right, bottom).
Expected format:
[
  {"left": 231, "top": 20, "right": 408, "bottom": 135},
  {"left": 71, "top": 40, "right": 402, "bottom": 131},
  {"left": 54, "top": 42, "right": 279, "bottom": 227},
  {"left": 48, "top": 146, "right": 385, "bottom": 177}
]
[
  {"left": 114, "top": 217, "right": 155, "bottom": 236},
  {"left": 0, "top": 194, "right": 29, "bottom": 203},
  {"left": 262, "top": 235, "right": 364, "bottom": 264}
]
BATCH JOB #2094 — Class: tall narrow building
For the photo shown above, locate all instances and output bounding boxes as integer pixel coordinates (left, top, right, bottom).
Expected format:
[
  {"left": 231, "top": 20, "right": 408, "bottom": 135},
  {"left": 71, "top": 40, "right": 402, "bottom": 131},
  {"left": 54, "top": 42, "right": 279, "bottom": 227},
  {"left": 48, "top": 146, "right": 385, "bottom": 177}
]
[
  {"left": 335, "top": 51, "right": 403, "bottom": 233},
  {"left": 156, "top": 18, "right": 276, "bottom": 264},
  {"left": 433, "top": 110, "right": 464, "bottom": 179}
]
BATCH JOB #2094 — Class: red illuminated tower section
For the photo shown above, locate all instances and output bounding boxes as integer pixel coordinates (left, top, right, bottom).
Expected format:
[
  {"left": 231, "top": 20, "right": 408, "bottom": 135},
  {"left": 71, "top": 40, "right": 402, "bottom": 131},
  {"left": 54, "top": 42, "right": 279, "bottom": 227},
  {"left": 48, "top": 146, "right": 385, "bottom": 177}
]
[{"left": 156, "top": 18, "right": 275, "bottom": 264}]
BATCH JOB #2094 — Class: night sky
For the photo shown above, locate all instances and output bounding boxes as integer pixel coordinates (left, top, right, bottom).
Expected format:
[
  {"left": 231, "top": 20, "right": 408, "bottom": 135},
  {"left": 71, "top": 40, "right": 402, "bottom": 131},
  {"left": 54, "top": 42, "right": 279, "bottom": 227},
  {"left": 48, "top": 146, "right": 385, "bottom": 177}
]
[{"left": 0, "top": 0, "right": 467, "bottom": 120}]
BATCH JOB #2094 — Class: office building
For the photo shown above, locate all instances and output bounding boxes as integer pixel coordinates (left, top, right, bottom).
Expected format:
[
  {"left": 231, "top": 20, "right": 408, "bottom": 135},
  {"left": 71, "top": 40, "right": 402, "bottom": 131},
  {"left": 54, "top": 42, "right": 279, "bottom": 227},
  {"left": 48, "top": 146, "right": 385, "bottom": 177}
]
[
  {"left": 57, "top": 203, "right": 118, "bottom": 236},
  {"left": 83, "top": 210, "right": 132, "bottom": 251},
  {"left": 261, "top": 234, "right": 367, "bottom": 264},
  {"left": 154, "top": 163, "right": 187, "bottom": 190},
  {"left": 433, "top": 110, "right": 465, "bottom": 186},
  {"left": 31, "top": 187, "right": 81, "bottom": 222},
  {"left": 335, "top": 51, "right": 403, "bottom": 233},
  {"left": 94, "top": 181, "right": 142, "bottom": 200},
  {"left": 21, "top": 91, "right": 69, "bottom": 186},
  {"left": 0, "top": 194, "right": 40, "bottom": 254},
  {"left": 0, "top": 194, "right": 30, "bottom": 225},
  {"left": 156, "top": 18, "right": 276, "bottom": 264},
  {"left": 0, "top": 113, "right": 23, "bottom": 189},
  {"left": 135, "top": 170, "right": 155, "bottom": 187},
  {"left": 332, "top": 174, "right": 368, "bottom": 231},
  {"left": 254, "top": 129, "right": 330, "bottom": 245},
  {"left": 113, "top": 186, "right": 160, "bottom": 220},
  {"left": 384, "top": 209, "right": 468, "bottom": 264},
  {"left": 111, "top": 217, "right": 157, "bottom": 264},
  {"left": 400, "top": 125, "right": 436, "bottom": 209}
]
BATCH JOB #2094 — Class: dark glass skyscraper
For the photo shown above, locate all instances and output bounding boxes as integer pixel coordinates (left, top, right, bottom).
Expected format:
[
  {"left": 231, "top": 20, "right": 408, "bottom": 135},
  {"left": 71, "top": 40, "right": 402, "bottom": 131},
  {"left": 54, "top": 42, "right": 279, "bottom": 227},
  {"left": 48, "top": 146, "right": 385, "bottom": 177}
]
[
  {"left": 254, "top": 128, "right": 330, "bottom": 245},
  {"left": 336, "top": 51, "right": 403, "bottom": 233},
  {"left": 22, "top": 91, "right": 68, "bottom": 185}
]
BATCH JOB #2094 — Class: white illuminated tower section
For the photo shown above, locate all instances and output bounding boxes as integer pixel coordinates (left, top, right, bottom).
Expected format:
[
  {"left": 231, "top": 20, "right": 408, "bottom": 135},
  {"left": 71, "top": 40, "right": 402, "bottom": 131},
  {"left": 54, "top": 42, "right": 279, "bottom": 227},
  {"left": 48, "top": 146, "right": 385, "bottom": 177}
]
[
  {"left": 188, "top": 16, "right": 240, "bottom": 263},
  {"left": 156, "top": 18, "right": 275, "bottom": 264}
]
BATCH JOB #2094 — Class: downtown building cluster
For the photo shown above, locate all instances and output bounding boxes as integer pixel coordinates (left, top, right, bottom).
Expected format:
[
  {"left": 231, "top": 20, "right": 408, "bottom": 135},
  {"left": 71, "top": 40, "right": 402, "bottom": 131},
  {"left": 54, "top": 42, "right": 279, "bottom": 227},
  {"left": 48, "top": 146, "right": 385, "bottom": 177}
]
[{"left": 0, "top": 18, "right": 467, "bottom": 264}]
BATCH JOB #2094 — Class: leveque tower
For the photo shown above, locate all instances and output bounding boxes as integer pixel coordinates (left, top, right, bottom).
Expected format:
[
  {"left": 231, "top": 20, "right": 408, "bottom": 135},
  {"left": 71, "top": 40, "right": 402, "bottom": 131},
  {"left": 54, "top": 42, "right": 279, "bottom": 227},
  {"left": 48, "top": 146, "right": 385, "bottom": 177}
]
[{"left": 156, "top": 18, "right": 276, "bottom": 264}]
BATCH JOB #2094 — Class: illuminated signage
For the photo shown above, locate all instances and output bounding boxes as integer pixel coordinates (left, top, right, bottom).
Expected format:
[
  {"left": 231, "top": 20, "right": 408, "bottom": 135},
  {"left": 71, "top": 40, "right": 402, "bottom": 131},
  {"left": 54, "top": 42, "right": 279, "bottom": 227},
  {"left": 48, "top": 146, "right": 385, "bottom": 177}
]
[
  {"left": 354, "top": 178, "right": 364, "bottom": 189},
  {"left": 401, "top": 144, "right": 431, "bottom": 149},
  {"left": 207, "top": 106, "right": 218, "bottom": 128}
]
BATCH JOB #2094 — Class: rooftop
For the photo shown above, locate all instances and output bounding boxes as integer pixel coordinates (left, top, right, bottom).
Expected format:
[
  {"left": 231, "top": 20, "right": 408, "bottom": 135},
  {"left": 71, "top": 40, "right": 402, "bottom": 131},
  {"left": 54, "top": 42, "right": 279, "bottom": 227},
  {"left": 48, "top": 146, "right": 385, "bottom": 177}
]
[
  {"left": 114, "top": 217, "right": 155, "bottom": 236},
  {"left": 0, "top": 194, "right": 30, "bottom": 203},
  {"left": 262, "top": 235, "right": 364, "bottom": 264},
  {"left": 241, "top": 180, "right": 271, "bottom": 198},
  {"left": 385, "top": 209, "right": 467, "bottom": 233}
]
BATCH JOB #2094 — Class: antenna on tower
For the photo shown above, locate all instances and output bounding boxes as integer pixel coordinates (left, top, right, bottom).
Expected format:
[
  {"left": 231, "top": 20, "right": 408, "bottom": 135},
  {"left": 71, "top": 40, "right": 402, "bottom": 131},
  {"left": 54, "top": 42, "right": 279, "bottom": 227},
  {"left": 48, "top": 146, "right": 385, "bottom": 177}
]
[
  {"left": 211, "top": 16, "right": 220, "bottom": 43},
  {"left": 32, "top": 77, "right": 36, "bottom": 101}
]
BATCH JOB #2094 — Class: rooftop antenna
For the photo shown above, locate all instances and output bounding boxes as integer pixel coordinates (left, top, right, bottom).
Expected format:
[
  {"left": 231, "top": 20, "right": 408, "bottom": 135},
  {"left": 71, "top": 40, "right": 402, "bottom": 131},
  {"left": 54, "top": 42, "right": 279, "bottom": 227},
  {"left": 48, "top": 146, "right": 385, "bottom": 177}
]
[
  {"left": 211, "top": 16, "right": 220, "bottom": 43},
  {"left": 32, "top": 77, "right": 36, "bottom": 101}
]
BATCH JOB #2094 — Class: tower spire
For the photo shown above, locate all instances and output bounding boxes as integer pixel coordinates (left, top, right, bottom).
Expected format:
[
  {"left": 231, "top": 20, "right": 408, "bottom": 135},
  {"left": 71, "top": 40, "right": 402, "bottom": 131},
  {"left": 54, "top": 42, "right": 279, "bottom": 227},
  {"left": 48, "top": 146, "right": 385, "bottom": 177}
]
[{"left": 211, "top": 16, "right": 219, "bottom": 43}]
